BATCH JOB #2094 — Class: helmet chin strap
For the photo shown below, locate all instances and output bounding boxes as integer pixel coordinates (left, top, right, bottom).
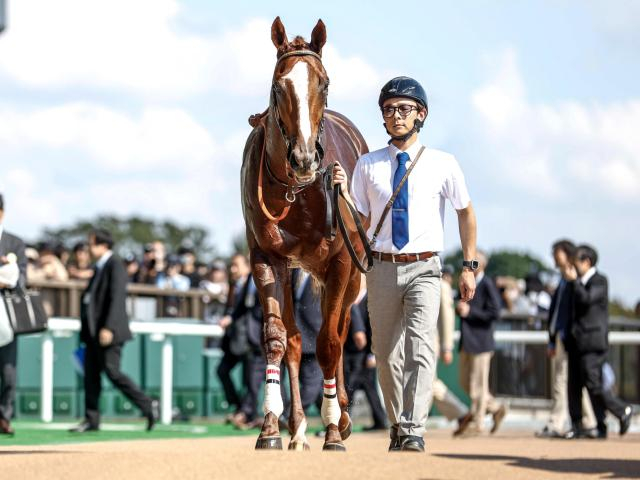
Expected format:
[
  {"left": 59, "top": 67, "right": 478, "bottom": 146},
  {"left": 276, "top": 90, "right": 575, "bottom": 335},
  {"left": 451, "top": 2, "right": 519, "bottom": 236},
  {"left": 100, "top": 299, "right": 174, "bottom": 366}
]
[{"left": 384, "top": 118, "right": 424, "bottom": 145}]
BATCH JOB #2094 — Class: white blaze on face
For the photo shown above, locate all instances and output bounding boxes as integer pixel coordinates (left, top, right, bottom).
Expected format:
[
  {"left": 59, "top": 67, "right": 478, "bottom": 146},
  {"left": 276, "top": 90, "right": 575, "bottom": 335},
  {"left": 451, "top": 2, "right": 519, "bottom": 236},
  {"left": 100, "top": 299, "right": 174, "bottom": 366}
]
[{"left": 283, "top": 61, "right": 312, "bottom": 152}]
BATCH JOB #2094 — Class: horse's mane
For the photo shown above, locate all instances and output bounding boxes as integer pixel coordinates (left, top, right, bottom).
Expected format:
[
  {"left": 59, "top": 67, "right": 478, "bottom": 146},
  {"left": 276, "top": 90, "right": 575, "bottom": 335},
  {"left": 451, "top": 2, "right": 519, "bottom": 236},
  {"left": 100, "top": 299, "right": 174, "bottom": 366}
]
[{"left": 277, "top": 36, "right": 312, "bottom": 56}]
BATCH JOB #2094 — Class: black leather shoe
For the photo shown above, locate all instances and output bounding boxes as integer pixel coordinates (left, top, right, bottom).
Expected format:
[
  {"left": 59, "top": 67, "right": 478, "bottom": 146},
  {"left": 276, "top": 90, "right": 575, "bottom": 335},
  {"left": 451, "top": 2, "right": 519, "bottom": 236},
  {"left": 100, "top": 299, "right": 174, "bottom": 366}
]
[
  {"left": 400, "top": 435, "right": 425, "bottom": 452},
  {"left": 69, "top": 421, "right": 99, "bottom": 433},
  {"left": 0, "top": 418, "right": 15, "bottom": 436},
  {"left": 564, "top": 427, "right": 598, "bottom": 440},
  {"left": 535, "top": 426, "right": 564, "bottom": 439},
  {"left": 620, "top": 405, "right": 633, "bottom": 436},
  {"left": 388, "top": 426, "right": 401, "bottom": 452},
  {"left": 147, "top": 400, "right": 160, "bottom": 431}
]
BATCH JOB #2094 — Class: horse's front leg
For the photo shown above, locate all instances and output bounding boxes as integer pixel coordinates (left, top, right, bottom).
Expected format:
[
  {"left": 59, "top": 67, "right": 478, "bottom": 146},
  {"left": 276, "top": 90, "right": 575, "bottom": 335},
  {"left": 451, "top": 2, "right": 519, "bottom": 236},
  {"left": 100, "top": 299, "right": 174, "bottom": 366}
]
[
  {"left": 251, "top": 248, "right": 288, "bottom": 450},
  {"left": 317, "top": 255, "right": 361, "bottom": 451}
]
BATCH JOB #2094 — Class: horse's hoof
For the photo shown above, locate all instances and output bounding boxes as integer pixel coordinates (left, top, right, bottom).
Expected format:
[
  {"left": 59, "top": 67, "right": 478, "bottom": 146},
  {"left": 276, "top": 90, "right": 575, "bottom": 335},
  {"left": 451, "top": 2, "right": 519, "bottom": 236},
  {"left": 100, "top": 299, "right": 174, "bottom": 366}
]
[
  {"left": 340, "top": 416, "right": 352, "bottom": 441},
  {"left": 255, "top": 436, "right": 283, "bottom": 450},
  {"left": 322, "top": 442, "right": 346, "bottom": 452},
  {"left": 288, "top": 441, "right": 310, "bottom": 451}
]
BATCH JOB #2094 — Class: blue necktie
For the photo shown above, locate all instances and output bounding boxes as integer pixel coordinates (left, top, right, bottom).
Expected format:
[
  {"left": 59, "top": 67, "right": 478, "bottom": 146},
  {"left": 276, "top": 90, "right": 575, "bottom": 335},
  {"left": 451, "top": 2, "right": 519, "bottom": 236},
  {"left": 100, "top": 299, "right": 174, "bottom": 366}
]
[{"left": 392, "top": 152, "right": 410, "bottom": 250}]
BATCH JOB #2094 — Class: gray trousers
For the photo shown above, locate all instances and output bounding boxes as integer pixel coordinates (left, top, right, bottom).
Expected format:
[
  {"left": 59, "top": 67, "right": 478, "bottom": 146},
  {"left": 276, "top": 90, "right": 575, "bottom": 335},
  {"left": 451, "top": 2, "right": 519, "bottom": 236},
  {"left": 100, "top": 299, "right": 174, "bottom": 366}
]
[
  {"left": 366, "top": 256, "right": 441, "bottom": 437},
  {"left": 432, "top": 377, "right": 468, "bottom": 421}
]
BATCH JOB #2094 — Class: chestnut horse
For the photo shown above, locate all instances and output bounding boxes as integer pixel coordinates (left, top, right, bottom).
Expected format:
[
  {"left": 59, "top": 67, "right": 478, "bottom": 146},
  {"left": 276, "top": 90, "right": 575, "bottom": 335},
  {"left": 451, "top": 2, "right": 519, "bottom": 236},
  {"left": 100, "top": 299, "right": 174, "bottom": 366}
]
[{"left": 241, "top": 17, "right": 368, "bottom": 451}]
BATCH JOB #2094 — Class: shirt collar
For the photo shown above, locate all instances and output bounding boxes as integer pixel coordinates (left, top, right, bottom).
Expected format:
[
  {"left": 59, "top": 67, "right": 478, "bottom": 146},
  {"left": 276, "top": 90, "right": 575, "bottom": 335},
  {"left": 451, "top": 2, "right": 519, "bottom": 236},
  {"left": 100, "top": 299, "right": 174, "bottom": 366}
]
[
  {"left": 388, "top": 140, "right": 423, "bottom": 163},
  {"left": 476, "top": 271, "right": 485, "bottom": 284},
  {"left": 96, "top": 250, "right": 113, "bottom": 270},
  {"left": 580, "top": 266, "right": 597, "bottom": 285}
]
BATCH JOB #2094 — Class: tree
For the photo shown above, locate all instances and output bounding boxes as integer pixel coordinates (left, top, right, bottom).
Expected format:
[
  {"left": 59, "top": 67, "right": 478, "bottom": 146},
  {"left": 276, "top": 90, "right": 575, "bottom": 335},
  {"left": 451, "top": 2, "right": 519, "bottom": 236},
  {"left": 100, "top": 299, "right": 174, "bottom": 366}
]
[
  {"left": 41, "top": 215, "right": 216, "bottom": 260},
  {"left": 443, "top": 248, "right": 549, "bottom": 279}
]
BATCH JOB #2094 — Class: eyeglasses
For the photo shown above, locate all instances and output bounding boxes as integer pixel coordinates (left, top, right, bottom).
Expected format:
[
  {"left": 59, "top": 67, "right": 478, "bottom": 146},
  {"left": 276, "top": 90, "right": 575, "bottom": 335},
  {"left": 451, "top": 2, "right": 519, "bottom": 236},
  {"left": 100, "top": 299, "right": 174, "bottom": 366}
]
[{"left": 381, "top": 105, "right": 419, "bottom": 118}]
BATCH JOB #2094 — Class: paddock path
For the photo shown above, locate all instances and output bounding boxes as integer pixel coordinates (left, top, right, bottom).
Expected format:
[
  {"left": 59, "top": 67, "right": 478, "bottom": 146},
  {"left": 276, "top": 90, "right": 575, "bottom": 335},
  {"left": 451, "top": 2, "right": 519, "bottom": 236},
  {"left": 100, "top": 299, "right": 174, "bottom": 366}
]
[{"left": 2, "top": 430, "right": 639, "bottom": 479}]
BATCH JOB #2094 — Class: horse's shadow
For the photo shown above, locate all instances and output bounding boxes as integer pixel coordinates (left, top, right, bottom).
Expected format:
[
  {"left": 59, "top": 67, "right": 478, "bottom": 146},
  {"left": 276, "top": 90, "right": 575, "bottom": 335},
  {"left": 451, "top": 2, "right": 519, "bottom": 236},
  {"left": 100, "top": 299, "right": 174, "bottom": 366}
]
[{"left": 433, "top": 453, "right": 640, "bottom": 479}]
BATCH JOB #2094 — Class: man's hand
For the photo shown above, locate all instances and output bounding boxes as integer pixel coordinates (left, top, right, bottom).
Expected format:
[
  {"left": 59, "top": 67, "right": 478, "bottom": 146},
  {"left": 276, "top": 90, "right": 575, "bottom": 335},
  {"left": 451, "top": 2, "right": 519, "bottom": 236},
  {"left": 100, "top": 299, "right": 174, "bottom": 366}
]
[
  {"left": 219, "top": 315, "right": 232, "bottom": 329},
  {"left": 0, "top": 283, "right": 8, "bottom": 289},
  {"left": 365, "top": 354, "right": 376, "bottom": 369},
  {"left": 352, "top": 331, "right": 367, "bottom": 351},
  {"left": 456, "top": 300, "right": 470, "bottom": 318},
  {"left": 562, "top": 264, "right": 578, "bottom": 281},
  {"left": 332, "top": 162, "right": 348, "bottom": 194},
  {"left": 99, "top": 328, "right": 114, "bottom": 347},
  {"left": 441, "top": 350, "right": 453, "bottom": 365},
  {"left": 458, "top": 270, "right": 476, "bottom": 302}
]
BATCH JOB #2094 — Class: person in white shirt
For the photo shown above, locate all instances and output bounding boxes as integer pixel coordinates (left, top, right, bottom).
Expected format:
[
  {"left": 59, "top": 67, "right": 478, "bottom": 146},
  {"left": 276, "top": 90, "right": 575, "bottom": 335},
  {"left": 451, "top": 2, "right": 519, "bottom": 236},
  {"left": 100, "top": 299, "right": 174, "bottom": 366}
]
[{"left": 333, "top": 76, "right": 478, "bottom": 452}]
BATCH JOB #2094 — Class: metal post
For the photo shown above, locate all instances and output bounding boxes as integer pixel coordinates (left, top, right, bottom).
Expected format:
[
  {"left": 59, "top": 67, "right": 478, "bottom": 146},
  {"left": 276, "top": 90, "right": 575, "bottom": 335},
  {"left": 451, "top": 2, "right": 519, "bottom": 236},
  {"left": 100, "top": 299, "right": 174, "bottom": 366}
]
[
  {"left": 161, "top": 336, "right": 173, "bottom": 425},
  {"left": 41, "top": 332, "right": 54, "bottom": 423},
  {"left": 0, "top": 0, "right": 6, "bottom": 35}
]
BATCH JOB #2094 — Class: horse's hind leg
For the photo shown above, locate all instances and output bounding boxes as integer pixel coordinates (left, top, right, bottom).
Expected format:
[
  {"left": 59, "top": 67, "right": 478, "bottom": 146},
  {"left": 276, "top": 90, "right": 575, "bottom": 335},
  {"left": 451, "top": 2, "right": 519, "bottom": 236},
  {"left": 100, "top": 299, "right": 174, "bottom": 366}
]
[
  {"left": 284, "top": 332, "right": 310, "bottom": 450},
  {"left": 336, "top": 269, "right": 362, "bottom": 442},
  {"left": 317, "top": 259, "right": 361, "bottom": 451},
  {"left": 251, "top": 249, "right": 288, "bottom": 450}
]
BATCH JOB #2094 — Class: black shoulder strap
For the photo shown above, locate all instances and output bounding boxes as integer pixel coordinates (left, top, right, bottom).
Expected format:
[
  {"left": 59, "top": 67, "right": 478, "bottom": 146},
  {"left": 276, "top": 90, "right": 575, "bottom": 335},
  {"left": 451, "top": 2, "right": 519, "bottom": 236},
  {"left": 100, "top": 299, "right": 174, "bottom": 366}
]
[{"left": 370, "top": 146, "right": 425, "bottom": 247}]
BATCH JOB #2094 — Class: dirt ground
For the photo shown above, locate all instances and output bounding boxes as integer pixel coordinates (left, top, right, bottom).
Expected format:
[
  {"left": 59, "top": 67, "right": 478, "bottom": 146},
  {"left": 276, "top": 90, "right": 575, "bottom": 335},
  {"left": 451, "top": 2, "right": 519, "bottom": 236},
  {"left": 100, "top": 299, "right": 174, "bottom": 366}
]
[{"left": 2, "top": 430, "right": 639, "bottom": 480}]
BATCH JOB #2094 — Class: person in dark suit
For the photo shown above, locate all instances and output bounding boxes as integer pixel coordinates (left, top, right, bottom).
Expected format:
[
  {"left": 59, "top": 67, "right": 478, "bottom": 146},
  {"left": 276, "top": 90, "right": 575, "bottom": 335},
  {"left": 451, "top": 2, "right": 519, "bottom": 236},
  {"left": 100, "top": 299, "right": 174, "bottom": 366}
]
[
  {"left": 456, "top": 252, "right": 507, "bottom": 436},
  {"left": 218, "top": 253, "right": 265, "bottom": 429},
  {"left": 563, "top": 244, "right": 633, "bottom": 439},
  {"left": 70, "top": 228, "right": 158, "bottom": 432},
  {"left": 536, "top": 239, "right": 595, "bottom": 438},
  {"left": 0, "top": 193, "right": 27, "bottom": 435},
  {"left": 343, "top": 284, "right": 387, "bottom": 431}
]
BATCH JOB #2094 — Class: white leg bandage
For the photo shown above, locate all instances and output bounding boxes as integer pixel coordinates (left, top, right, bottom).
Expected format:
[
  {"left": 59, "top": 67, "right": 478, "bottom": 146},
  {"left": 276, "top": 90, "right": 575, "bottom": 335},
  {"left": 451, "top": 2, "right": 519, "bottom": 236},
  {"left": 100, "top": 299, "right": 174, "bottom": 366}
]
[
  {"left": 320, "top": 378, "right": 341, "bottom": 427},
  {"left": 262, "top": 364, "right": 284, "bottom": 418},
  {"left": 291, "top": 418, "right": 308, "bottom": 445}
]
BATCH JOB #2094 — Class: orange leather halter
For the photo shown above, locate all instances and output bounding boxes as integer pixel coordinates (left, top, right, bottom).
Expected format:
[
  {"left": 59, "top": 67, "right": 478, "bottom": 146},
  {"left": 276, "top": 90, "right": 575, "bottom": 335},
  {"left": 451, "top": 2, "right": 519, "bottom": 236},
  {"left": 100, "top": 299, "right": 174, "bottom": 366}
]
[{"left": 257, "top": 123, "right": 291, "bottom": 222}]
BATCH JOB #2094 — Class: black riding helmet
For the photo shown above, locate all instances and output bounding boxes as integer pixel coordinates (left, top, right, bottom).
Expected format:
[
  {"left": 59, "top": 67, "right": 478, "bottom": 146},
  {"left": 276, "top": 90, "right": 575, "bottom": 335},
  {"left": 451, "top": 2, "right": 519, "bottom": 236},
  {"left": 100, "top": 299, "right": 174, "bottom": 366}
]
[
  {"left": 378, "top": 76, "right": 428, "bottom": 143},
  {"left": 378, "top": 76, "right": 428, "bottom": 112}
]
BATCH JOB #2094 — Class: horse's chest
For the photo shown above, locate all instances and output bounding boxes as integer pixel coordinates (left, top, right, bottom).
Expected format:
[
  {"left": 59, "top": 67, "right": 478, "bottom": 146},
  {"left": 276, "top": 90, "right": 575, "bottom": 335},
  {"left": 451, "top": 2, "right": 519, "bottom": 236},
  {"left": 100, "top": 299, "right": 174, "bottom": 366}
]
[{"left": 257, "top": 211, "right": 328, "bottom": 260}]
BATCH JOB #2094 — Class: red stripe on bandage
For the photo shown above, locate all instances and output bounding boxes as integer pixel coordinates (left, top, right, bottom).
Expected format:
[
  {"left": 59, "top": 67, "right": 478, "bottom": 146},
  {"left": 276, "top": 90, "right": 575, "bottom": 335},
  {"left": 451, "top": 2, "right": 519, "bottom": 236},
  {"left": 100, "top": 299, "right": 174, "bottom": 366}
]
[
  {"left": 323, "top": 383, "right": 336, "bottom": 389},
  {"left": 266, "top": 369, "right": 280, "bottom": 375}
]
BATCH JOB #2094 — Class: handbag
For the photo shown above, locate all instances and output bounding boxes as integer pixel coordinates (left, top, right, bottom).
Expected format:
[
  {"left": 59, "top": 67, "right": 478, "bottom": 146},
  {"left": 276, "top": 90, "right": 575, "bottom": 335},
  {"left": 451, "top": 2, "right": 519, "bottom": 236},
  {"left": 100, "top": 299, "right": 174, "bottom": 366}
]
[{"left": 2, "top": 286, "right": 49, "bottom": 335}]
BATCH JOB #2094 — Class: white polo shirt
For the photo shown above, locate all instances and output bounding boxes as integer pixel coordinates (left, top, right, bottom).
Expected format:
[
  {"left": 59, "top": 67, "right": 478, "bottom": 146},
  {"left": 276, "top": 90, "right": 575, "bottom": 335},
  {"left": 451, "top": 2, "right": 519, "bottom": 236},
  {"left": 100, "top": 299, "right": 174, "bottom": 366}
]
[{"left": 350, "top": 141, "right": 471, "bottom": 254}]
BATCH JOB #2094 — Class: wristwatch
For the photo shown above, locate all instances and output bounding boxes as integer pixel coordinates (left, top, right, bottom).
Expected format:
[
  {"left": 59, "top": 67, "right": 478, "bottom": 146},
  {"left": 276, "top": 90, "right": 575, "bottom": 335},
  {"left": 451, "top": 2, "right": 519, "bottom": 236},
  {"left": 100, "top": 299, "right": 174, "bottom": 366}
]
[{"left": 462, "top": 259, "right": 479, "bottom": 271}]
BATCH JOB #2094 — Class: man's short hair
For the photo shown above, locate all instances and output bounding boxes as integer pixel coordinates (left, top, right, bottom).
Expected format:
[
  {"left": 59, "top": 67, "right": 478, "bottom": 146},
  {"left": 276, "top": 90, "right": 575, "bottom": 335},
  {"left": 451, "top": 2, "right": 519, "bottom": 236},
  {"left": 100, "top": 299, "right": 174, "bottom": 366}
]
[
  {"left": 0, "top": 193, "right": 4, "bottom": 211},
  {"left": 552, "top": 239, "right": 576, "bottom": 259},
  {"left": 73, "top": 241, "right": 89, "bottom": 253},
  {"left": 90, "top": 228, "right": 114, "bottom": 249},
  {"left": 576, "top": 244, "right": 598, "bottom": 267}
]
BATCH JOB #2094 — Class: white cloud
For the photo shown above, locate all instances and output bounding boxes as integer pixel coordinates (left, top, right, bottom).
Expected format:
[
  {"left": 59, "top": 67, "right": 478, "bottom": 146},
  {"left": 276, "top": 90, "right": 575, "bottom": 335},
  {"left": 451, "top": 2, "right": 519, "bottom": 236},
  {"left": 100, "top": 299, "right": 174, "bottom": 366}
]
[
  {"left": 0, "top": 103, "right": 217, "bottom": 172},
  {"left": 0, "top": 2, "right": 380, "bottom": 100},
  {"left": 472, "top": 49, "right": 640, "bottom": 201}
]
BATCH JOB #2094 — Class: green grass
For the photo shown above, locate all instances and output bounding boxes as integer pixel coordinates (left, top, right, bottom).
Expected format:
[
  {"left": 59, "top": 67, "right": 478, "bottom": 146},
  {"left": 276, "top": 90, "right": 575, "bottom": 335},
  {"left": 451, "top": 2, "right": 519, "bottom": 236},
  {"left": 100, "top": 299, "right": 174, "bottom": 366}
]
[{"left": 0, "top": 420, "right": 256, "bottom": 446}]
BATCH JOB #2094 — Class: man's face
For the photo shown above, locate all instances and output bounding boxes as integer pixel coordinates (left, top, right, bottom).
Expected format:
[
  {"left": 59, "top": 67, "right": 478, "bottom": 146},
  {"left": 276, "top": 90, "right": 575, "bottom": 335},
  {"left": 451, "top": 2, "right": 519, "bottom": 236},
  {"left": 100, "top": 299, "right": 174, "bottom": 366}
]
[
  {"left": 88, "top": 235, "right": 107, "bottom": 259},
  {"left": 553, "top": 249, "right": 570, "bottom": 270},
  {"left": 229, "top": 255, "right": 250, "bottom": 282},
  {"left": 574, "top": 257, "right": 591, "bottom": 277},
  {"left": 382, "top": 98, "right": 426, "bottom": 138}
]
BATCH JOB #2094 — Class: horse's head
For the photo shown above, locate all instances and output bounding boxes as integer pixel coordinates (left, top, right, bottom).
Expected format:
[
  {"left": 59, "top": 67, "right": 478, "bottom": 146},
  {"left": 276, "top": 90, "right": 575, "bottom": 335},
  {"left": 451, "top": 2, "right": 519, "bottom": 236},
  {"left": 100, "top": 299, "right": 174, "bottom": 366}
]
[{"left": 270, "top": 17, "right": 328, "bottom": 184}]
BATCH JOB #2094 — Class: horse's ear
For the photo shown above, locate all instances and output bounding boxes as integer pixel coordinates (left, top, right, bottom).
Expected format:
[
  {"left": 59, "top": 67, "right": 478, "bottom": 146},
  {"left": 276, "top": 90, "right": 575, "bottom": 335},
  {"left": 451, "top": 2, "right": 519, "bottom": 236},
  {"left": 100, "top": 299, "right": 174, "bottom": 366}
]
[
  {"left": 271, "top": 16, "right": 289, "bottom": 51},
  {"left": 310, "top": 19, "right": 327, "bottom": 54}
]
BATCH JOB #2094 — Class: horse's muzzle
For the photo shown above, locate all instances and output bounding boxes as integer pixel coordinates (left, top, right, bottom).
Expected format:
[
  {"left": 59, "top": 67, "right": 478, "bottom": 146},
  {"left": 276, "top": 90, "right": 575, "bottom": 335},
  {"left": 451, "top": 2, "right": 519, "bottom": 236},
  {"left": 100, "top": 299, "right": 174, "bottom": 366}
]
[{"left": 289, "top": 147, "right": 320, "bottom": 183}]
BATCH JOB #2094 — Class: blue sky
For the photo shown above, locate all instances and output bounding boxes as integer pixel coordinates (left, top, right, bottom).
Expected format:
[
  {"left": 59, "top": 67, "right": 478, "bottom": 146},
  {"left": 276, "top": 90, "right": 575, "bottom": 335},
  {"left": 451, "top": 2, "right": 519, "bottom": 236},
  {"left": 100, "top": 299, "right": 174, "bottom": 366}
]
[{"left": 0, "top": 0, "right": 638, "bottom": 305}]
